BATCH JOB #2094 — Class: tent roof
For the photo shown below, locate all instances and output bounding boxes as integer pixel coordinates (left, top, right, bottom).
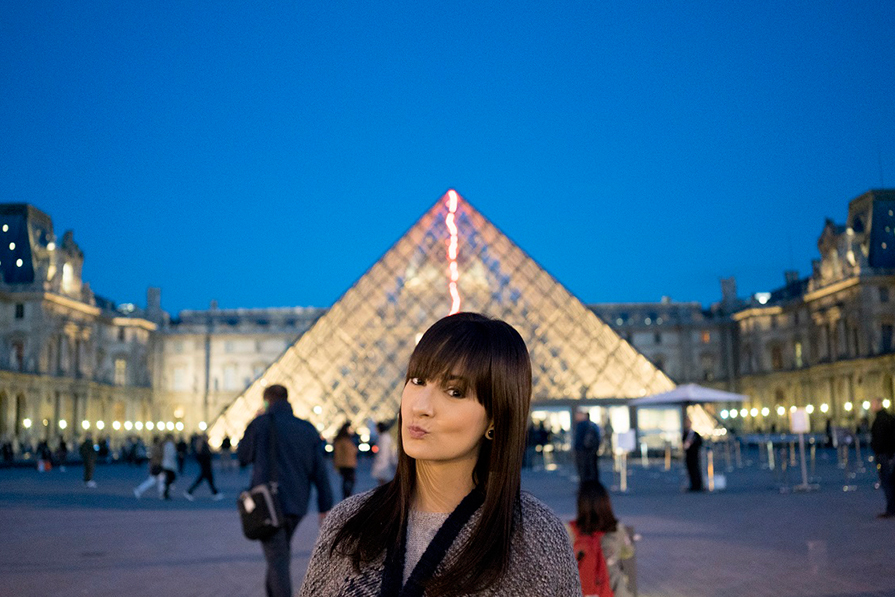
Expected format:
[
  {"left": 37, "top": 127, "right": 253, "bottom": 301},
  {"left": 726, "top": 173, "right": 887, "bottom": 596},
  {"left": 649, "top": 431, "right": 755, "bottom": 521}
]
[{"left": 631, "top": 383, "right": 748, "bottom": 406}]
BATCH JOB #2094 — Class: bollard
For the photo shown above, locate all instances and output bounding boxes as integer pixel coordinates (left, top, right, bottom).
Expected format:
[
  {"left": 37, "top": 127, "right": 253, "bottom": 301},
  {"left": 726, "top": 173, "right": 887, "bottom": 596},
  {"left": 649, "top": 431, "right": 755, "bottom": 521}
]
[
  {"left": 810, "top": 442, "right": 816, "bottom": 478},
  {"left": 758, "top": 438, "right": 768, "bottom": 468},
  {"left": 641, "top": 442, "right": 648, "bottom": 468},
  {"left": 664, "top": 441, "right": 671, "bottom": 471},
  {"left": 767, "top": 441, "right": 775, "bottom": 471},
  {"left": 707, "top": 448, "right": 715, "bottom": 492},
  {"left": 619, "top": 452, "right": 628, "bottom": 492}
]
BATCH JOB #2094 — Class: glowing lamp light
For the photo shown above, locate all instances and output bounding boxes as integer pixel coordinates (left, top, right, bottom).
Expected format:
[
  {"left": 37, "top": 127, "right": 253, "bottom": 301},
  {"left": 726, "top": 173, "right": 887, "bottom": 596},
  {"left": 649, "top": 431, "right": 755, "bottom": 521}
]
[
  {"left": 23, "top": 418, "right": 32, "bottom": 429},
  {"left": 135, "top": 421, "right": 144, "bottom": 431},
  {"left": 761, "top": 407, "right": 770, "bottom": 417},
  {"left": 165, "top": 421, "right": 174, "bottom": 431},
  {"left": 862, "top": 401, "right": 871, "bottom": 411},
  {"left": 360, "top": 434, "right": 370, "bottom": 443},
  {"left": 313, "top": 405, "right": 322, "bottom": 415},
  {"left": 730, "top": 409, "right": 738, "bottom": 419},
  {"left": 156, "top": 421, "right": 165, "bottom": 431},
  {"left": 885, "top": 400, "right": 892, "bottom": 409},
  {"left": 789, "top": 405, "right": 797, "bottom": 413},
  {"left": 175, "top": 422, "right": 184, "bottom": 431},
  {"left": 47, "top": 242, "right": 55, "bottom": 250},
  {"left": 776, "top": 406, "right": 786, "bottom": 416},
  {"left": 720, "top": 410, "right": 729, "bottom": 419},
  {"left": 112, "top": 421, "right": 121, "bottom": 430},
  {"left": 750, "top": 408, "right": 758, "bottom": 417},
  {"left": 9, "top": 242, "right": 15, "bottom": 250},
  {"left": 324, "top": 444, "right": 334, "bottom": 453},
  {"left": 445, "top": 190, "right": 462, "bottom": 315},
  {"left": 358, "top": 443, "right": 371, "bottom": 452},
  {"left": 820, "top": 403, "right": 829, "bottom": 413},
  {"left": 81, "top": 420, "right": 90, "bottom": 430},
  {"left": 146, "top": 422, "right": 155, "bottom": 431},
  {"left": 96, "top": 421, "right": 105, "bottom": 430},
  {"left": 806, "top": 405, "right": 815, "bottom": 414},
  {"left": 124, "top": 421, "right": 133, "bottom": 431},
  {"left": 739, "top": 408, "right": 748, "bottom": 418},
  {"left": 844, "top": 402, "right": 853, "bottom": 412},
  {"left": 198, "top": 421, "right": 207, "bottom": 431},
  {"left": 59, "top": 419, "right": 68, "bottom": 430}
]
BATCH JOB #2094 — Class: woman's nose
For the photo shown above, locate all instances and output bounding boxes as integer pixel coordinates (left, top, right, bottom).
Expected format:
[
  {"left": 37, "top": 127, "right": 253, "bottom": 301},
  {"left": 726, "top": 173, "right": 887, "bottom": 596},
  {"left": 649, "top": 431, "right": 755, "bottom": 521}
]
[{"left": 411, "top": 385, "right": 435, "bottom": 416}]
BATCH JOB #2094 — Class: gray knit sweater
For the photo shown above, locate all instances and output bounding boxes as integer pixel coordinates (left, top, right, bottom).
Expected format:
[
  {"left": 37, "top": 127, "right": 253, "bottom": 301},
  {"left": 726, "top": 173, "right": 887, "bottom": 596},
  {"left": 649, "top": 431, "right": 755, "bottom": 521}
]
[{"left": 298, "top": 490, "right": 583, "bottom": 597}]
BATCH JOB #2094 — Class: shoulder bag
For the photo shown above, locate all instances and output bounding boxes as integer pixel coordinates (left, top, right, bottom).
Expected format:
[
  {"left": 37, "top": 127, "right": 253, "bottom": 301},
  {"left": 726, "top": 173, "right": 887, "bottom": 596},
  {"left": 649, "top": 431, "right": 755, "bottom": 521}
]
[{"left": 237, "top": 415, "right": 285, "bottom": 540}]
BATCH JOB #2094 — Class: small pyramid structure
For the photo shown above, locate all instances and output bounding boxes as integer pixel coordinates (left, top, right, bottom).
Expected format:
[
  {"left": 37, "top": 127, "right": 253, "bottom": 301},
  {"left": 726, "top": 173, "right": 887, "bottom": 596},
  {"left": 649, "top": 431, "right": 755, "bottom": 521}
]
[{"left": 208, "top": 190, "right": 674, "bottom": 443}]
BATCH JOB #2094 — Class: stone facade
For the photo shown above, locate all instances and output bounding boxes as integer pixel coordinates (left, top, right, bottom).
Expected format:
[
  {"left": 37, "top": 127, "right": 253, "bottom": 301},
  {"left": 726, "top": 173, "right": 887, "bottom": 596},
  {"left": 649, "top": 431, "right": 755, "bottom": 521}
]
[
  {"left": 731, "top": 190, "right": 895, "bottom": 431},
  {"left": 0, "top": 205, "right": 156, "bottom": 446}
]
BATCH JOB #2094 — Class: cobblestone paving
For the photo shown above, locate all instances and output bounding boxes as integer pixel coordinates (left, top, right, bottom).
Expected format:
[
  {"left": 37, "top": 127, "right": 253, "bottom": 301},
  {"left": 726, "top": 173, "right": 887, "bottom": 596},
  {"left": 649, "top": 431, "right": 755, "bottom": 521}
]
[{"left": 1, "top": 448, "right": 893, "bottom": 596}]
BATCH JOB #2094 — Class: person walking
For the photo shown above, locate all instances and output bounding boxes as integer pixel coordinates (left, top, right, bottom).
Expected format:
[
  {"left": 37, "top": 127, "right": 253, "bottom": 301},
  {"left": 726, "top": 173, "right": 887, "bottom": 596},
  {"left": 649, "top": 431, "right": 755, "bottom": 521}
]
[
  {"left": 238, "top": 384, "right": 333, "bottom": 597},
  {"left": 160, "top": 433, "right": 178, "bottom": 500},
  {"left": 574, "top": 409, "right": 601, "bottom": 482},
  {"left": 176, "top": 436, "right": 188, "bottom": 475},
  {"left": 134, "top": 437, "right": 164, "bottom": 499},
  {"left": 299, "top": 313, "right": 581, "bottom": 597},
  {"left": 220, "top": 435, "right": 234, "bottom": 472},
  {"left": 870, "top": 398, "right": 895, "bottom": 518},
  {"left": 332, "top": 422, "right": 358, "bottom": 499},
  {"left": 184, "top": 434, "right": 222, "bottom": 501},
  {"left": 79, "top": 434, "right": 97, "bottom": 487},
  {"left": 683, "top": 416, "right": 704, "bottom": 492}
]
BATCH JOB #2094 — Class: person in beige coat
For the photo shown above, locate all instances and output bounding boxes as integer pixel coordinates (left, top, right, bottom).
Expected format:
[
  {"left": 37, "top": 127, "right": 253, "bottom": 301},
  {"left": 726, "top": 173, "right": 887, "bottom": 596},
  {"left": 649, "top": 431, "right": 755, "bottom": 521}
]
[{"left": 332, "top": 422, "right": 358, "bottom": 499}]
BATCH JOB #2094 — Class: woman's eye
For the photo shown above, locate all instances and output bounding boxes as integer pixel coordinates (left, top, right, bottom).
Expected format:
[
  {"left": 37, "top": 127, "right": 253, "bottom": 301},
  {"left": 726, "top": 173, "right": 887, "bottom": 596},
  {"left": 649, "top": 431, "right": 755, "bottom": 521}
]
[
  {"left": 410, "top": 377, "right": 425, "bottom": 386},
  {"left": 445, "top": 387, "right": 464, "bottom": 398}
]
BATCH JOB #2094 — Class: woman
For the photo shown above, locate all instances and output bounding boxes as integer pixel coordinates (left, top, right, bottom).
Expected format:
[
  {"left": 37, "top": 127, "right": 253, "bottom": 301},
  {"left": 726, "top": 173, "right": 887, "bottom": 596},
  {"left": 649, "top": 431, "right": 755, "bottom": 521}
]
[
  {"left": 300, "top": 313, "right": 580, "bottom": 597},
  {"left": 333, "top": 422, "right": 359, "bottom": 499},
  {"left": 568, "top": 480, "right": 634, "bottom": 597},
  {"left": 370, "top": 420, "right": 396, "bottom": 486}
]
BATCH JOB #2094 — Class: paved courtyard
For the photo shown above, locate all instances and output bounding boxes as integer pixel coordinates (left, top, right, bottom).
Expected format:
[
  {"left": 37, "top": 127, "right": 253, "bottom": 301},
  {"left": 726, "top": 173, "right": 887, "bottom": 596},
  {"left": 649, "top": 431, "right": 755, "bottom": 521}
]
[{"left": 1, "top": 447, "right": 893, "bottom": 597}]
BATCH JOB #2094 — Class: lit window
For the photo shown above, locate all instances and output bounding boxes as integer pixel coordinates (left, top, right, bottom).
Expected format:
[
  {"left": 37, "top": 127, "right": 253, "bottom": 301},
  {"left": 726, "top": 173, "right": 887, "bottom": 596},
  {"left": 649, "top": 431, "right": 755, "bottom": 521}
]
[
  {"left": 701, "top": 331, "right": 711, "bottom": 344},
  {"left": 114, "top": 358, "right": 127, "bottom": 386}
]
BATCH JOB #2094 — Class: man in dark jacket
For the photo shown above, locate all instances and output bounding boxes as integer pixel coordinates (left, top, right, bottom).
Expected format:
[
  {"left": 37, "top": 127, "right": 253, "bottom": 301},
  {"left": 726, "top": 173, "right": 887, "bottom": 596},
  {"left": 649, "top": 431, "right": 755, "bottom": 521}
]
[
  {"left": 238, "top": 384, "right": 333, "bottom": 597},
  {"left": 573, "top": 409, "right": 601, "bottom": 482},
  {"left": 683, "top": 416, "right": 704, "bottom": 492},
  {"left": 870, "top": 398, "right": 895, "bottom": 518}
]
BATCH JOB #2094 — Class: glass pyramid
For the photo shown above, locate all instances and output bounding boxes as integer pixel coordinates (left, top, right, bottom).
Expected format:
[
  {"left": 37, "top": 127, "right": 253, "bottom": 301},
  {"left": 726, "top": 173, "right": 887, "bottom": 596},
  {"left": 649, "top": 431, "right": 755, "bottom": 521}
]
[{"left": 208, "top": 190, "right": 673, "bottom": 443}]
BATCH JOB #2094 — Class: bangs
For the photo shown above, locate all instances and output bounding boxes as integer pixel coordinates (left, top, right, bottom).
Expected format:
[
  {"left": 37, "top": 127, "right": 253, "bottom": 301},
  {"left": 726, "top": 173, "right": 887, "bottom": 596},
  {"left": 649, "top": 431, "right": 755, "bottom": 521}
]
[{"left": 405, "top": 317, "right": 494, "bottom": 405}]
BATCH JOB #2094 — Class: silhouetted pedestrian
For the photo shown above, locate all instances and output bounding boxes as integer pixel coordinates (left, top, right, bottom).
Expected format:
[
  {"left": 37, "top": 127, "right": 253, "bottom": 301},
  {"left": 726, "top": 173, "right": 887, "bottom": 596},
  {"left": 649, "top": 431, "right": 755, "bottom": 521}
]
[
  {"left": 79, "top": 435, "right": 97, "bottom": 487},
  {"left": 332, "top": 422, "right": 357, "bottom": 499},
  {"left": 870, "top": 398, "right": 895, "bottom": 519},
  {"left": 184, "top": 434, "right": 222, "bottom": 500},
  {"left": 683, "top": 417, "right": 703, "bottom": 491}
]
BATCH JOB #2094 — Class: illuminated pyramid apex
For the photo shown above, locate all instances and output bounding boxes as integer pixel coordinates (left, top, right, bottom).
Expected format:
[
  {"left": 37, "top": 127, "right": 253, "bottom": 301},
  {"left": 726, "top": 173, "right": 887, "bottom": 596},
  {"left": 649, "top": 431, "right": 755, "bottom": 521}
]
[{"left": 208, "top": 190, "right": 672, "bottom": 443}]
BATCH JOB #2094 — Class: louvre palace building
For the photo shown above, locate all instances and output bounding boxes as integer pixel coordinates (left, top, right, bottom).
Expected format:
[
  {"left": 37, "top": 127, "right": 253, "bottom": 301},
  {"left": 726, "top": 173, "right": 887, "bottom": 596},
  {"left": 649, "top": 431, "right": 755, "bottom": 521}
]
[{"left": 1, "top": 189, "right": 893, "bottom": 450}]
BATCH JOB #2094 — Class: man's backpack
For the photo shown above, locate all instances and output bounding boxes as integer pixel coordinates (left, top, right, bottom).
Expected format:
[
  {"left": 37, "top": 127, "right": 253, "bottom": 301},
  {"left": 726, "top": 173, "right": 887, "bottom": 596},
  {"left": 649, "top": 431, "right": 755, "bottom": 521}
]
[{"left": 569, "top": 522, "right": 614, "bottom": 597}]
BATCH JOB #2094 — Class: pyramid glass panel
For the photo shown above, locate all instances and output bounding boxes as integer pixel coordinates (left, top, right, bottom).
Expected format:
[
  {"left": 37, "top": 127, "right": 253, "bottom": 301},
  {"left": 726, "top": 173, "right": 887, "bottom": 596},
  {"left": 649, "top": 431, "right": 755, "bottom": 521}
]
[{"left": 208, "top": 191, "right": 674, "bottom": 443}]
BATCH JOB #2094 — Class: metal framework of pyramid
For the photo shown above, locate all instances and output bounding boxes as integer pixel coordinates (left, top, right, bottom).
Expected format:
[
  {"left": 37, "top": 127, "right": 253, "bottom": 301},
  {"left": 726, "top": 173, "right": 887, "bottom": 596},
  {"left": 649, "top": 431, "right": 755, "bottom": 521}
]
[{"left": 208, "top": 190, "right": 674, "bottom": 443}]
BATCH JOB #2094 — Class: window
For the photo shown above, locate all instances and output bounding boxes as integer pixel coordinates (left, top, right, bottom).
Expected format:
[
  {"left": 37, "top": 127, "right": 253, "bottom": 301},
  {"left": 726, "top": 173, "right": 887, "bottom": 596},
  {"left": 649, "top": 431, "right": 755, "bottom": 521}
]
[
  {"left": 701, "top": 331, "right": 711, "bottom": 344},
  {"left": 14, "top": 304, "right": 23, "bottom": 319},
  {"left": 881, "top": 287, "right": 890, "bottom": 303},
  {"left": 794, "top": 341, "right": 803, "bottom": 368},
  {"left": 882, "top": 325, "right": 894, "bottom": 354},
  {"left": 223, "top": 365, "right": 237, "bottom": 390},
  {"left": 118, "top": 328, "right": 126, "bottom": 341},
  {"left": 114, "top": 358, "right": 127, "bottom": 386},
  {"left": 771, "top": 345, "right": 784, "bottom": 371},
  {"left": 224, "top": 341, "right": 234, "bottom": 353},
  {"left": 11, "top": 341, "right": 24, "bottom": 371},
  {"left": 173, "top": 340, "right": 184, "bottom": 354},
  {"left": 654, "top": 333, "right": 662, "bottom": 344},
  {"left": 172, "top": 367, "right": 187, "bottom": 391}
]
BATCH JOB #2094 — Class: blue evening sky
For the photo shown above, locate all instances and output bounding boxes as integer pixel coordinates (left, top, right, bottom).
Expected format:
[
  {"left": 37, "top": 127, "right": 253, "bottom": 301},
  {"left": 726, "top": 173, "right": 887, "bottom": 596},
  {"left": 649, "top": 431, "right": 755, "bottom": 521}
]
[{"left": 1, "top": 2, "right": 893, "bottom": 314}]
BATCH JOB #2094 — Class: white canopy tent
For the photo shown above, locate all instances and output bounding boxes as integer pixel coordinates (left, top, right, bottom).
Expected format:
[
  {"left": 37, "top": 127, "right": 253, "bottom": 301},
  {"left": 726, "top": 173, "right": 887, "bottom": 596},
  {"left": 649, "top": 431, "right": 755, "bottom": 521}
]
[{"left": 630, "top": 383, "right": 748, "bottom": 406}]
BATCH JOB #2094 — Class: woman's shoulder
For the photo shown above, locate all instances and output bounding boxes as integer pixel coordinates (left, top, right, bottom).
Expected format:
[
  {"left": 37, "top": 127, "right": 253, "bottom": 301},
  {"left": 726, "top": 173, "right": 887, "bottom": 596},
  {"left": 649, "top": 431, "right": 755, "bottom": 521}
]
[
  {"left": 327, "top": 489, "right": 374, "bottom": 521},
  {"left": 517, "top": 492, "right": 567, "bottom": 529}
]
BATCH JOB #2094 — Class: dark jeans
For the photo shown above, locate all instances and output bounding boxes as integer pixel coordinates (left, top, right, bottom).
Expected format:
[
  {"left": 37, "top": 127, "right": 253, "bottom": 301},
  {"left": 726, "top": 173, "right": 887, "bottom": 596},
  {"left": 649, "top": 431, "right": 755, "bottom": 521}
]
[
  {"left": 686, "top": 451, "right": 703, "bottom": 491},
  {"left": 188, "top": 461, "right": 218, "bottom": 495},
  {"left": 575, "top": 450, "right": 600, "bottom": 482},
  {"left": 260, "top": 515, "right": 301, "bottom": 597},
  {"left": 162, "top": 469, "right": 176, "bottom": 499},
  {"left": 877, "top": 453, "right": 895, "bottom": 514},
  {"left": 338, "top": 467, "right": 356, "bottom": 499},
  {"left": 83, "top": 459, "right": 95, "bottom": 482}
]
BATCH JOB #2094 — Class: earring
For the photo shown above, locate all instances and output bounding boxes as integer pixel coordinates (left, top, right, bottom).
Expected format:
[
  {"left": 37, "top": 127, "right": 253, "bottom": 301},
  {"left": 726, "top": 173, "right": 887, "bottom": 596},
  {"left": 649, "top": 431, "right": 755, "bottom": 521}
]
[{"left": 485, "top": 428, "right": 494, "bottom": 440}]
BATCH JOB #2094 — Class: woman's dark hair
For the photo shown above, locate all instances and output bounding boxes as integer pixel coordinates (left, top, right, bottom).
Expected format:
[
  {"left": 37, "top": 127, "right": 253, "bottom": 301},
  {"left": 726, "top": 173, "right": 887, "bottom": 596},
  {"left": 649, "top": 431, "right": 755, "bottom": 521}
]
[
  {"left": 330, "top": 312, "right": 532, "bottom": 596},
  {"left": 335, "top": 422, "right": 352, "bottom": 441},
  {"left": 576, "top": 480, "right": 618, "bottom": 534}
]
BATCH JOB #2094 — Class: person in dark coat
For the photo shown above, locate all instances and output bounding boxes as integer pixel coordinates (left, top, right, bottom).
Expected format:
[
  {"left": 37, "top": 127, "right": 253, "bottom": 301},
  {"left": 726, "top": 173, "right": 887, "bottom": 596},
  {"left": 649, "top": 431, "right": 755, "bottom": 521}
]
[
  {"left": 573, "top": 410, "right": 600, "bottom": 482},
  {"left": 683, "top": 416, "right": 703, "bottom": 492},
  {"left": 184, "top": 434, "right": 222, "bottom": 500},
  {"left": 870, "top": 398, "right": 895, "bottom": 518},
  {"left": 79, "top": 434, "right": 97, "bottom": 487},
  {"left": 238, "top": 384, "right": 333, "bottom": 597}
]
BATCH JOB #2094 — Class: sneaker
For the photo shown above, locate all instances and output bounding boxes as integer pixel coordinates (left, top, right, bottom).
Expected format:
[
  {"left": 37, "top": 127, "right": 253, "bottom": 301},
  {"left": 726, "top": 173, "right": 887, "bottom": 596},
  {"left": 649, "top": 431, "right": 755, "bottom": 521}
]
[
  {"left": 133, "top": 488, "right": 141, "bottom": 499},
  {"left": 183, "top": 491, "right": 194, "bottom": 501},
  {"left": 86, "top": 480, "right": 97, "bottom": 488},
  {"left": 211, "top": 493, "right": 224, "bottom": 501}
]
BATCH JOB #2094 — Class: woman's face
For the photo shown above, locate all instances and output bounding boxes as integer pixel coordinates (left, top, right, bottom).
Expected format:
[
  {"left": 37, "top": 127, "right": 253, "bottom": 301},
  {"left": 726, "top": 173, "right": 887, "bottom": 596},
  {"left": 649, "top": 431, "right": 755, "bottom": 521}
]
[{"left": 401, "top": 374, "right": 490, "bottom": 467}]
